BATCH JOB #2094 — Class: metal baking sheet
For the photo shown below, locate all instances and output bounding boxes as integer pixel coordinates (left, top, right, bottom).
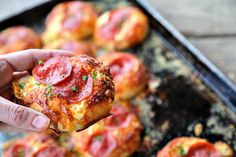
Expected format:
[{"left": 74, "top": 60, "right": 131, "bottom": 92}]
[{"left": 0, "top": 0, "right": 235, "bottom": 156}]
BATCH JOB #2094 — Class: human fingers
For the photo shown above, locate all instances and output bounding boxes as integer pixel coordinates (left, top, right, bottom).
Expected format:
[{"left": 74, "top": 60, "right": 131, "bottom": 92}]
[
  {"left": 0, "top": 49, "right": 73, "bottom": 71},
  {"left": 0, "top": 97, "right": 50, "bottom": 132},
  {"left": 0, "top": 60, "right": 14, "bottom": 88},
  {"left": 13, "top": 71, "right": 29, "bottom": 79}
]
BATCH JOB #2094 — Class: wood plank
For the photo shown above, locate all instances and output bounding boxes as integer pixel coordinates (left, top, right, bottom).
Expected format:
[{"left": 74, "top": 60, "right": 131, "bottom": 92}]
[
  {"left": 148, "top": 0, "right": 236, "bottom": 36},
  {"left": 190, "top": 37, "right": 236, "bottom": 83}
]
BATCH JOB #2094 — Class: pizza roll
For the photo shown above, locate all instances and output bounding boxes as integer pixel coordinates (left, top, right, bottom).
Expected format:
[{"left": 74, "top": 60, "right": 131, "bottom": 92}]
[
  {"left": 0, "top": 26, "right": 41, "bottom": 54},
  {"left": 67, "top": 101, "right": 142, "bottom": 157},
  {"left": 94, "top": 6, "right": 148, "bottom": 50},
  {"left": 98, "top": 52, "right": 147, "bottom": 100},
  {"left": 42, "top": 1, "right": 97, "bottom": 44},
  {"left": 43, "top": 39, "right": 96, "bottom": 57},
  {"left": 3, "top": 133, "right": 70, "bottom": 157},
  {"left": 12, "top": 55, "right": 114, "bottom": 132},
  {"left": 156, "top": 137, "right": 233, "bottom": 157}
]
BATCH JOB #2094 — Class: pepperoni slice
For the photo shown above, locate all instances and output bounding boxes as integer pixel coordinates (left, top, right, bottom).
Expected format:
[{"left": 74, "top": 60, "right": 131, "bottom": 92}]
[
  {"left": 32, "top": 56, "right": 72, "bottom": 85},
  {"left": 104, "top": 105, "right": 130, "bottom": 128},
  {"left": 109, "top": 54, "right": 134, "bottom": 81},
  {"left": 53, "top": 65, "right": 93, "bottom": 103},
  {"left": 4, "top": 143, "right": 30, "bottom": 157},
  {"left": 87, "top": 131, "right": 117, "bottom": 157},
  {"left": 100, "top": 9, "right": 130, "bottom": 40},
  {"left": 187, "top": 142, "right": 222, "bottom": 157},
  {"left": 32, "top": 145, "right": 66, "bottom": 157}
]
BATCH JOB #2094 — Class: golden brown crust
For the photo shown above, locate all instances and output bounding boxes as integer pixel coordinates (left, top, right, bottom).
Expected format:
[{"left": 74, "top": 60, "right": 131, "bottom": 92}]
[
  {"left": 214, "top": 141, "right": 234, "bottom": 157},
  {"left": 98, "top": 52, "right": 147, "bottom": 100},
  {"left": 43, "top": 39, "right": 96, "bottom": 57},
  {"left": 12, "top": 55, "right": 114, "bottom": 132},
  {"left": 42, "top": 1, "right": 97, "bottom": 44},
  {"left": 156, "top": 137, "right": 234, "bottom": 157},
  {"left": 68, "top": 101, "right": 142, "bottom": 157},
  {"left": 94, "top": 6, "right": 148, "bottom": 50},
  {"left": 0, "top": 26, "right": 41, "bottom": 54}
]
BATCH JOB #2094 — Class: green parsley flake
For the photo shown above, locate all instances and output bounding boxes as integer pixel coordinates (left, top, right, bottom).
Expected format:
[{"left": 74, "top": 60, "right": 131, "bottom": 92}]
[
  {"left": 47, "top": 84, "right": 53, "bottom": 91},
  {"left": 82, "top": 75, "right": 88, "bottom": 81},
  {"left": 55, "top": 93, "right": 60, "bottom": 97},
  {"left": 44, "top": 84, "right": 53, "bottom": 100},
  {"left": 179, "top": 148, "right": 185, "bottom": 155},
  {"left": 99, "top": 73, "right": 105, "bottom": 77},
  {"left": 47, "top": 93, "right": 52, "bottom": 100},
  {"left": 60, "top": 135, "right": 67, "bottom": 143},
  {"left": 72, "top": 86, "right": 78, "bottom": 92},
  {"left": 18, "top": 149, "right": 24, "bottom": 157},
  {"left": 94, "top": 135, "right": 102, "bottom": 141},
  {"left": 19, "top": 82, "right": 26, "bottom": 89},
  {"left": 38, "top": 60, "right": 43, "bottom": 65},
  {"left": 35, "top": 82, "right": 40, "bottom": 86},
  {"left": 91, "top": 71, "right": 97, "bottom": 79}
]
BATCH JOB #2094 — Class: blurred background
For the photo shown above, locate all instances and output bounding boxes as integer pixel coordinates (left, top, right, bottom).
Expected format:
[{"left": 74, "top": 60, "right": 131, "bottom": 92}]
[{"left": 1, "top": 0, "right": 236, "bottom": 84}]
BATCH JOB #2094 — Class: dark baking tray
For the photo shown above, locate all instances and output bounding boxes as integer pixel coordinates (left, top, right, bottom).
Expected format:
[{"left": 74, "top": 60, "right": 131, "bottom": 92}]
[{"left": 0, "top": 0, "right": 235, "bottom": 156}]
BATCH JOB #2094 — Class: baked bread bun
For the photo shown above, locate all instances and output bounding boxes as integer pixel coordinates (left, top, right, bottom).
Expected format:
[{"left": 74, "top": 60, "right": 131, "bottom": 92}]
[
  {"left": 94, "top": 6, "right": 148, "bottom": 50},
  {"left": 98, "top": 52, "right": 147, "bottom": 100},
  {"left": 0, "top": 26, "right": 41, "bottom": 54},
  {"left": 156, "top": 137, "right": 233, "bottom": 157},
  {"left": 12, "top": 55, "right": 114, "bottom": 132},
  {"left": 43, "top": 39, "right": 96, "bottom": 57},
  {"left": 42, "top": 1, "right": 97, "bottom": 44},
  {"left": 3, "top": 133, "right": 71, "bottom": 157},
  {"left": 68, "top": 101, "right": 142, "bottom": 157}
]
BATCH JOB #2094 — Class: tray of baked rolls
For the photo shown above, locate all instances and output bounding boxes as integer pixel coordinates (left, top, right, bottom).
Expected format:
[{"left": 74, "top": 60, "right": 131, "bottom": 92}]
[{"left": 0, "top": 0, "right": 236, "bottom": 157}]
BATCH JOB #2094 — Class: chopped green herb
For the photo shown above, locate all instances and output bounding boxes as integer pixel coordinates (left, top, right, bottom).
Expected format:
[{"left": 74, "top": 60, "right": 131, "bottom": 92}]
[
  {"left": 91, "top": 71, "right": 97, "bottom": 79},
  {"left": 44, "top": 84, "right": 53, "bottom": 100},
  {"left": 94, "top": 135, "right": 102, "bottom": 141},
  {"left": 47, "top": 93, "right": 52, "bottom": 100},
  {"left": 18, "top": 149, "right": 24, "bottom": 157},
  {"left": 71, "top": 86, "right": 78, "bottom": 92},
  {"left": 99, "top": 73, "right": 105, "bottom": 77},
  {"left": 47, "top": 84, "right": 53, "bottom": 91},
  {"left": 55, "top": 93, "right": 60, "bottom": 97},
  {"left": 19, "top": 82, "right": 26, "bottom": 89},
  {"left": 38, "top": 60, "right": 43, "bottom": 65},
  {"left": 35, "top": 82, "right": 40, "bottom": 86},
  {"left": 82, "top": 75, "right": 88, "bottom": 81},
  {"left": 60, "top": 135, "right": 67, "bottom": 143},
  {"left": 179, "top": 148, "right": 185, "bottom": 155}
]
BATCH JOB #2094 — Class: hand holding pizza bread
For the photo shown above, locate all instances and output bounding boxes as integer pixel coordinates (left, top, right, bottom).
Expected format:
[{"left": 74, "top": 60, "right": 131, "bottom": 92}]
[
  {"left": 0, "top": 49, "right": 114, "bottom": 133},
  {"left": 0, "top": 49, "right": 73, "bottom": 132}
]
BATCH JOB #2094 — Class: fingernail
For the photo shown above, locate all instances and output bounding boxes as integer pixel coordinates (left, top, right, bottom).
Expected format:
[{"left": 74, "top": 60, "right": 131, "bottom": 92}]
[{"left": 32, "top": 115, "right": 50, "bottom": 130}]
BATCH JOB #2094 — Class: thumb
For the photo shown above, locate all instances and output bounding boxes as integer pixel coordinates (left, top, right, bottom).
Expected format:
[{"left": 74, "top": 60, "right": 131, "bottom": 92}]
[{"left": 0, "top": 97, "right": 50, "bottom": 132}]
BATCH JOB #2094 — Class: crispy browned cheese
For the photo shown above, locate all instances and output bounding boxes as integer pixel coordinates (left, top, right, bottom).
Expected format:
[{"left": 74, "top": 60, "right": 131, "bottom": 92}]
[
  {"left": 41, "top": 1, "right": 97, "bottom": 44},
  {"left": 156, "top": 137, "right": 234, "bottom": 157},
  {"left": 94, "top": 6, "right": 149, "bottom": 50},
  {"left": 0, "top": 26, "right": 41, "bottom": 54},
  {"left": 66, "top": 101, "right": 142, "bottom": 157},
  {"left": 12, "top": 55, "right": 114, "bottom": 132}
]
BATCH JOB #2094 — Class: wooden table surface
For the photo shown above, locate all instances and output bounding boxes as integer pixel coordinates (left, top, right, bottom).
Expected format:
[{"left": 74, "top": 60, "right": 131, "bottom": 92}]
[
  {"left": 1, "top": 0, "right": 236, "bottom": 83},
  {"left": 148, "top": 0, "right": 236, "bottom": 83}
]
